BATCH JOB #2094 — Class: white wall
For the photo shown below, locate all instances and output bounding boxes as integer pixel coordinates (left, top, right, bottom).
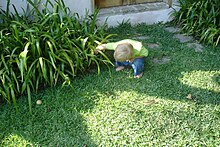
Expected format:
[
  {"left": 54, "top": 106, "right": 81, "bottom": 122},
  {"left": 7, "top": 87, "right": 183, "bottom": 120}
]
[
  {"left": 43, "top": 0, "right": 94, "bottom": 15},
  {"left": 0, "top": 0, "right": 94, "bottom": 16},
  {"left": 62, "top": 0, "right": 93, "bottom": 15},
  {"left": 0, "top": 0, "right": 28, "bottom": 14}
]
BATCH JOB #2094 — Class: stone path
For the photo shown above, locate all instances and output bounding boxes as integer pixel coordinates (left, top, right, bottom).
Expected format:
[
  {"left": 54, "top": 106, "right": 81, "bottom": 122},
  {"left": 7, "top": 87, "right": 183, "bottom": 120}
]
[
  {"left": 174, "top": 34, "right": 194, "bottom": 43},
  {"left": 187, "top": 43, "right": 203, "bottom": 53},
  {"left": 164, "top": 27, "right": 181, "bottom": 33},
  {"left": 165, "top": 26, "right": 204, "bottom": 52},
  {"left": 147, "top": 43, "right": 160, "bottom": 49},
  {"left": 139, "top": 26, "right": 204, "bottom": 65},
  {"left": 134, "top": 36, "right": 150, "bottom": 40}
]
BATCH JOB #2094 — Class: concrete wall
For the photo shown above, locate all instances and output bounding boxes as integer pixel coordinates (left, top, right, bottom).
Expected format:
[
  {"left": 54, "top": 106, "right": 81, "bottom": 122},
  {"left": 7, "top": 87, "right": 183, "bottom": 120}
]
[
  {"left": 0, "top": 0, "right": 28, "bottom": 14},
  {"left": 63, "top": 0, "right": 94, "bottom": 15},
  {"left": 0, "top": 0, "right": 94, "bottom": 16}
]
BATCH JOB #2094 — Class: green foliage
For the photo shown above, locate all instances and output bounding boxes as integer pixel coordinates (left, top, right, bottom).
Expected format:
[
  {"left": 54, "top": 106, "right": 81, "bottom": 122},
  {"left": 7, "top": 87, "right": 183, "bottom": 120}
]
[
  {"left": 172, "top": 0, "right": 220, "bottom": 46},
  {"left": 0, "top": 0, "right": 112, "bottom": 113}
]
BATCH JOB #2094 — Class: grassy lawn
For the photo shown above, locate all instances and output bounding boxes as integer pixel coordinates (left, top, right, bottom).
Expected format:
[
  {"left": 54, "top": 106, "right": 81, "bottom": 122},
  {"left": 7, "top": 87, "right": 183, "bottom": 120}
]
[{"left": 0, "top": 23, "right": 220, "bottom": 146}]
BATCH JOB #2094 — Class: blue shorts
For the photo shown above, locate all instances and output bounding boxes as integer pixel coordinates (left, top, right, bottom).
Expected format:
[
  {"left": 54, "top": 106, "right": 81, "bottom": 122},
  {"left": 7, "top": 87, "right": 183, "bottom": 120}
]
[{"left": 115, "top": 58, "right": 144, "bottom": 76}]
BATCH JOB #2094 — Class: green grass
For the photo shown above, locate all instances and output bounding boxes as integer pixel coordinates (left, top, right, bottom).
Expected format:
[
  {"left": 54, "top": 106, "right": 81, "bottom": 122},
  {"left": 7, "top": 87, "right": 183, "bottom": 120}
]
[{"left": 1, "top": 23, "right": 220, "bottom": 146}]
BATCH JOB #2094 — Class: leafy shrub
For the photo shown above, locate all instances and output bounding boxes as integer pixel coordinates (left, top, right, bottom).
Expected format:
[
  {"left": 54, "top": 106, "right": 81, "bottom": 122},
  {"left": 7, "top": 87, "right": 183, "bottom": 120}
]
[
  {"left": 172, "top": 0, "right": 220, "bottom": 46},
  {"left": 0, "top": 0, "right": 112, "bottom": 112}
]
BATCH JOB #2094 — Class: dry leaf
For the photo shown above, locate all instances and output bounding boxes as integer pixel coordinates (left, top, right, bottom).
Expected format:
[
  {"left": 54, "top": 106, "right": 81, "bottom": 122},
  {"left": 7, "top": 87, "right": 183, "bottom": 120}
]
[
  {"left": 144, "top": 100, "right": 157, "bottom": 106},
  {"left": 187, "top": 93, "right": 193, "bottom": 99}
]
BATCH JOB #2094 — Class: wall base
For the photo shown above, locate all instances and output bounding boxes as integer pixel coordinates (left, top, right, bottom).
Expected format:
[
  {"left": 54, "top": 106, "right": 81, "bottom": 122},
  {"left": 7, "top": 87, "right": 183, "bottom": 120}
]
[{"left": 97, "top": 2, "right": 180, "bottom": 27}]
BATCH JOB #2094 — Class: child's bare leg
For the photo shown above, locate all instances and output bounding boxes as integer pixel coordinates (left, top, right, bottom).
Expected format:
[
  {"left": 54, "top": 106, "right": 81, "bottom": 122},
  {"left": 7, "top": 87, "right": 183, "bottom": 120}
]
[
  {"left": 116, "top": 66, "right": 125, "bottom": 71},
  {"left": 134, "top": 72, "right": 143, "bottom": 78}
]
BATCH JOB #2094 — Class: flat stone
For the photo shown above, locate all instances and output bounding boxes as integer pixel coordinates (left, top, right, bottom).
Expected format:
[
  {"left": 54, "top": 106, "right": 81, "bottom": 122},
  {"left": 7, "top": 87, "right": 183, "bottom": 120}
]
[
  {"left": 174, "top": 34, "right": 194, "bottom": 43},
  {"left": 152, "top": 56, "right": 171, "bottom": 64},
  {"left": 187, "top": 43, "right": 204, "bottom": 52},
  {"left": 134, "top": 36, "right": 150, "bottom": 40},
  {"left": 165, "top": 27, "right": 181, "bottom": 33},
  {"left": 147, "top": 43, "right": 160, "bottom": 49}
]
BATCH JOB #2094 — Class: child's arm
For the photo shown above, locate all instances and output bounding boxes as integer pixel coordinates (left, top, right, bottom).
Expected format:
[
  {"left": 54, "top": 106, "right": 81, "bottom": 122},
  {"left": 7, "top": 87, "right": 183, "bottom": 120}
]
[{"left": 94, "top": 42, "right": 115, "bottom": 54}]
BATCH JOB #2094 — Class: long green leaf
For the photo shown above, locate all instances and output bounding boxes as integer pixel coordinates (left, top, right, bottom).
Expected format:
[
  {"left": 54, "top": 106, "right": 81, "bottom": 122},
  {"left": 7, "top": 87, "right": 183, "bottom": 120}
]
[
  {"left": 10, "top": 84, "right": 18, "bottom": 112},
  {"left": 27, "top": 84, "right": 32, "bottom": 114}
]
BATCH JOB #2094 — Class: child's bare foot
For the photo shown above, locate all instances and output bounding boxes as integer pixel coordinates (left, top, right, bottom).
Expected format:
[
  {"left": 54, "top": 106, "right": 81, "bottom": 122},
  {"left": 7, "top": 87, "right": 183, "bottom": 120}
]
[
  {"left": 116, "top": 66, "right": 125, "bottom": 71},
  {"left": 134, "top": 72, "right": 143, "bottom": 79}
]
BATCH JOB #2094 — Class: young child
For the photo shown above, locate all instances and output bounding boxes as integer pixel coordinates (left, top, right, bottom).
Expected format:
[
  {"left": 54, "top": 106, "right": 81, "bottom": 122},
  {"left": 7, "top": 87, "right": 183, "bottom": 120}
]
[{"left": 96, "top": 39, "right": 148, "bottom": 78}]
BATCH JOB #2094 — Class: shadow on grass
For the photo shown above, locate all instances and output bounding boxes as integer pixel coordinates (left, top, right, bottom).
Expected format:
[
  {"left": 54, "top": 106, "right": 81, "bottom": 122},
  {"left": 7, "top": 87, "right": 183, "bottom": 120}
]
[{"left": 0, "top": 87, "right": 99, "bottom": 146}]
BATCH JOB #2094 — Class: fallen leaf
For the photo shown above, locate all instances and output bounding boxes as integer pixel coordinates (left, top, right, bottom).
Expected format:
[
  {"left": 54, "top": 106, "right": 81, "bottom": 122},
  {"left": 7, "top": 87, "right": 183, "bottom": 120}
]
[
  {"left": 144, "top": 100, "right": 157, "bottom": 106},
  {"left": 187, "top": 93, "right": 193, "bottom": 99}
]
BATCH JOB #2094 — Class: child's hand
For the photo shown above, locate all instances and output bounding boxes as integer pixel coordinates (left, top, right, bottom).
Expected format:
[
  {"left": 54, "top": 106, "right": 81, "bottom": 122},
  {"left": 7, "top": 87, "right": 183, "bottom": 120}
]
[
  {"left": 94, "top": 44, "right": 106, "bottom": 54},
  {"left": 96, "top": 44, "right": 106, "bottom": 50}
]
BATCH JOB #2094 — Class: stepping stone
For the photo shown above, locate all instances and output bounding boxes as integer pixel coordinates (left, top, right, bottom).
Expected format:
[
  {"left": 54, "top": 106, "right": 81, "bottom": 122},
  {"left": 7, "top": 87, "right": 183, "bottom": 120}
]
[
  {"left": 134, "top": 36, "right": 150, "bottom": 40},
  {"left": 174, "top": 34, "right": 194, "bottom": 43},
  {"left": 187, "top": 43, "right": 204, "bottom": 52},
  {"left": 147, "top": 43, "right": 160, "bottom": 49},
  {"left": 152, "top": 56, "right": 171, "bottom": 64},
  {"left": 165, "top": 27, "right": 181, "bottom": 33}
]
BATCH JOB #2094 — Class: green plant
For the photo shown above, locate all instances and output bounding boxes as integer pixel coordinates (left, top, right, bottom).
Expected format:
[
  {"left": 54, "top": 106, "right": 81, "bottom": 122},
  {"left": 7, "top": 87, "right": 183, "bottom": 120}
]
[
  {"left": 0, "top": 0, "right": 112, "bottom": 113},
  {"left": 172, "top": 0, "right": 220, "bottom": 46}
]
